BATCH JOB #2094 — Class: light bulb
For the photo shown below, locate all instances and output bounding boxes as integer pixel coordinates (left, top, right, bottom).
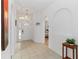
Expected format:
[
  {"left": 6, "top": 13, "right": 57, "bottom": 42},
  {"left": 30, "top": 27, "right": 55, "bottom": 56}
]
[
  {"left": 25, "top": 15, "right": 28, "bottom": 19},
  {"left": 19, "top": 16, "right": 24, "bottom": 20}
]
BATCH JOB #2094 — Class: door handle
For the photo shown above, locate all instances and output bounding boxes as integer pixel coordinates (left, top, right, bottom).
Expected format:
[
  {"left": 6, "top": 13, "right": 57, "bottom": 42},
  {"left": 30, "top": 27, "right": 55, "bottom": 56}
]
[{"left": 22, "top": 30, "right": 24, "bottom": 33}]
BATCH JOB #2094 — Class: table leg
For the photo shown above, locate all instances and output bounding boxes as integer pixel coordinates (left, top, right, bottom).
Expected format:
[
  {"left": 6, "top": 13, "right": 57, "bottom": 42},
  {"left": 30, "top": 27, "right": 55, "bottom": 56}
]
[
  {"left": 73, "top": 49, "right": 74, "bottom": 59},
  {"left": 76, "top": 46, "right": 78, "bottom": 59},
  {"left": 62, "top": 45, "right": 64, "bottom": 59},
  {"left": 66, "top": 47, "right": 67, "bottom": 57}
]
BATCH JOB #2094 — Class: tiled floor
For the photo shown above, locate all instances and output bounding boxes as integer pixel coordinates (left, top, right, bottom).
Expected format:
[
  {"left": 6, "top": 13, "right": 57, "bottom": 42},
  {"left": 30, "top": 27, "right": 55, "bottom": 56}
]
[
  {"left": 45, "top": 38, "right": 48, "bottom": 46},
  {"left": 12, "top": 40, "right": 61, "bottom": 59}
]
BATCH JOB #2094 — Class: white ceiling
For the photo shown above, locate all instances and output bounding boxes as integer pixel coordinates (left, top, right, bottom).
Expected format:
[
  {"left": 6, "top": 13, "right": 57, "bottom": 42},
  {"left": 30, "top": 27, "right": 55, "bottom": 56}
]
[{"left": 14, "top": 0, "right": 55, "bottom": 16}]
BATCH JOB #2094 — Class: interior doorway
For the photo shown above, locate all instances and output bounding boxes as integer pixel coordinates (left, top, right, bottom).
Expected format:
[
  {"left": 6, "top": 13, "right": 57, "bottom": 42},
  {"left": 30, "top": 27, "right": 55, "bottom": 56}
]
[{"left": 44, "top": 16, "right": 49, "bottom": 47}]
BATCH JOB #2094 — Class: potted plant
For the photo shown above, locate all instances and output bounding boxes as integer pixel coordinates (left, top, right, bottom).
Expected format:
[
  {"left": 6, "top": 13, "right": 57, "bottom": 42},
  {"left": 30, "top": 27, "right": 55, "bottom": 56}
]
[{"left": 66, "top": 38, "right": 75, "bottom": 45}]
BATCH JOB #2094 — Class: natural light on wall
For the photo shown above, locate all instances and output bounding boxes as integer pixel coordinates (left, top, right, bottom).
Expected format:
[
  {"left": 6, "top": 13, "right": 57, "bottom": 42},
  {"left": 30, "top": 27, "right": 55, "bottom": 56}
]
[
  {"left": 19, "top": 30, "right": 21, "bottom": 40},
  {"left": 25, "top": 15, "right": 28, "bottom": 19}
]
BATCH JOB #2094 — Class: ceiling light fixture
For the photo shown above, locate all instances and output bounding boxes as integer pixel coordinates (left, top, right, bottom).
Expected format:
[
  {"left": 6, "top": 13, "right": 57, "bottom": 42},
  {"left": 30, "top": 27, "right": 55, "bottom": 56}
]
[
  {"left": 19, "top": 16, "right": 24, "bottom": 20},
  {"left": 19, "top": 9, "right": 30, "bottom": 20}
]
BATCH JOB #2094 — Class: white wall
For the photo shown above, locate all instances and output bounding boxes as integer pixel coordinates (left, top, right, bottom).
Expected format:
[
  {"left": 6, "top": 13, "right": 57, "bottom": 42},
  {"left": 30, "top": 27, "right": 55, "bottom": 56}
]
[
  {"left": 43, "top": 0, "right": 78, "bottom": 56},
  {"left": 33, "top": 12, "right": 45, "bottom": 43}
]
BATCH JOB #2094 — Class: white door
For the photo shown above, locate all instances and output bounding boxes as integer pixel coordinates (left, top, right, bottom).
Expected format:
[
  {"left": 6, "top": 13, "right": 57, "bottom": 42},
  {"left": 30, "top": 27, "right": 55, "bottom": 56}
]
[
  {"left": 18, "top": 20, "right": 32, "bottom": 41},
  {"left": 21, "top": 20, "right": 32, "bottom": 40}
]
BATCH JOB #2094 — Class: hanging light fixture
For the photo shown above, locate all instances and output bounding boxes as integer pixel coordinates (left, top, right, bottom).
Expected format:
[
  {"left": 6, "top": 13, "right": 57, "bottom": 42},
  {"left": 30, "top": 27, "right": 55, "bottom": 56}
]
[
  {"left": 19, "top": 16, "right": 25, "bottom": 20},
  {"left": 24, "top": 9, "right": 29, "bottom": 20},
  {"left": 19, "top": 9, "right": 30, "bottom": 20},
  {"left": 25, "top": 13, "right": 28, "bottom": 20}
]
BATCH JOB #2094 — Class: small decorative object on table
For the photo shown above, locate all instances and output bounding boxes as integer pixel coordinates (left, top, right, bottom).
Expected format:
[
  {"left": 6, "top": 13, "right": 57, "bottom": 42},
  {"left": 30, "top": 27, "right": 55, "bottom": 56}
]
[
  {"left": 62, "top": 38, "right": 78, "bottom": 59},
  {"left": 66, "top": 38, "right": 75, "bottom": 45}
]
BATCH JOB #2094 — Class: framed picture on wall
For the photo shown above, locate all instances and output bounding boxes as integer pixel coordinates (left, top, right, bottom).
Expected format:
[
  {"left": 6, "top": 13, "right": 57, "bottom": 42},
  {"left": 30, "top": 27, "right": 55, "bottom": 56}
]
[{"left": 1, "top": 0, "right": 8, "bottom": 51}]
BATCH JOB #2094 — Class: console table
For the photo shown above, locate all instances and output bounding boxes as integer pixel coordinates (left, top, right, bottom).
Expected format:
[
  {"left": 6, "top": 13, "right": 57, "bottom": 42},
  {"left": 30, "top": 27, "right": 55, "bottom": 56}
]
[{"left": 62, "top": 43, "right": 78, "bottom": 59}]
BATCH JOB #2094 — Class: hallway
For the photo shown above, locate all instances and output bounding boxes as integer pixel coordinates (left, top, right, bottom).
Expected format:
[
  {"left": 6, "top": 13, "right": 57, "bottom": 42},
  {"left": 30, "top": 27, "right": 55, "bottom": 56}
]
[
  {"left": 12, "top": 40, "right": 61, "bottom": 59},
  {"left": 1, "top": 0, "right": 78, "bottom": 59}
]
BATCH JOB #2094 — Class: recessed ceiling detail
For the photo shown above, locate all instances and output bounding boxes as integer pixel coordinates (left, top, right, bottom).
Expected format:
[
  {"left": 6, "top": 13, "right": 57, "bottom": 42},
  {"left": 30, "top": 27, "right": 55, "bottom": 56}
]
[{"left": 14, "top": 0, "right": 55, "bottom": 15}]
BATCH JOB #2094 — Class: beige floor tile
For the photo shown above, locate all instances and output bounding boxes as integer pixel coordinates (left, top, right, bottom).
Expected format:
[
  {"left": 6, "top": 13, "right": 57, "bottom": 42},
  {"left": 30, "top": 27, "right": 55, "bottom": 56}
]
[{"left": 12, "top": 40, "right": 61, "bottom": 59}]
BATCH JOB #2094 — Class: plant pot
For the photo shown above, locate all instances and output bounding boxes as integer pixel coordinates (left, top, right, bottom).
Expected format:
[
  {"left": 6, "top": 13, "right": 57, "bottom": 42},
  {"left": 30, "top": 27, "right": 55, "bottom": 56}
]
[{"left": 69, "top": 44, "right": 75, "bottom": 45}]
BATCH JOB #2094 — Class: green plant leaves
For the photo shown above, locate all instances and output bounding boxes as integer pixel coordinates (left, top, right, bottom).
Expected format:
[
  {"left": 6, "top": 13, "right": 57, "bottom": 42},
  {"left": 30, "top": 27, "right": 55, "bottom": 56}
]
[{"left": 66, "top": 38, "right": 75, "bottom": 44}]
